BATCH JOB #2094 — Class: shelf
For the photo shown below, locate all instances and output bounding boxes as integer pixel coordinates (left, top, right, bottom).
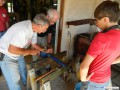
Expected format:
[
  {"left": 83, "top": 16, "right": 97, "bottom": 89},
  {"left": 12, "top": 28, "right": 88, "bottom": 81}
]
[{"left": 66, "top": 19, "right": 95, "bottom": 28}]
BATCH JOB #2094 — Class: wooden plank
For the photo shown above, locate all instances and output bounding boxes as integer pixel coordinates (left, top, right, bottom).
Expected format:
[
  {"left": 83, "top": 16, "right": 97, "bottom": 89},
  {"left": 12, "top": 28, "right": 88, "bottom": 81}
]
[
  {"left": 35, "top": 67, "right": 67, "bottom": 84},
  {"left": 57, "top": 0, "right": 65, "bottom": 53},
  {"left": 67, "top": 19, "right": 95, "bottom": 28},
  {"left": 26, "top": 64, "right": 32, "bottom": 90},
  {"left": 35, "top": 68, "right": 58, "bottom": 82},
  {"left": 29, "top": 69, "right": 37, "bottom": 90}
]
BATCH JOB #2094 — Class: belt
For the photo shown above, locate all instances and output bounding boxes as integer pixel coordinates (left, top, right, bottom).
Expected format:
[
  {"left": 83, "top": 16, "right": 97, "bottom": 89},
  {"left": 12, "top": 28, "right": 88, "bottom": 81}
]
[
  {"left": 0, "top": 31, "right": 5, "bottom": 33},
  {"left": 0, "top": 53, "right": 5, "bottom": 61}
]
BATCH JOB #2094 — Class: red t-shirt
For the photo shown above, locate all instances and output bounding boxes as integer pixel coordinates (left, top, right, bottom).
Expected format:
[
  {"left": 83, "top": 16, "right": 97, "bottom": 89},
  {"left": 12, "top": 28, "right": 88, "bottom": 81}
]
[
  {"left": 0, "top": 6, "right": 9, "bottom": 32},
  {"left": 87, "top": 29, "right": 120, "bottom": 83}
]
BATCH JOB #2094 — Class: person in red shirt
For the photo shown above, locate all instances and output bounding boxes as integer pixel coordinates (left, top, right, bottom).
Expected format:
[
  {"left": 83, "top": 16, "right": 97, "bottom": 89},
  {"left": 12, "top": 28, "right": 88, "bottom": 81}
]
[
  {"left": 0, "top": 0, "right": 9, "bottom": 38},
  {"left": 0, "top": 0, "right": 9, "bottom": 76},
  {"left": 80, "top": 1, "right": 120, "bottom": 90}
]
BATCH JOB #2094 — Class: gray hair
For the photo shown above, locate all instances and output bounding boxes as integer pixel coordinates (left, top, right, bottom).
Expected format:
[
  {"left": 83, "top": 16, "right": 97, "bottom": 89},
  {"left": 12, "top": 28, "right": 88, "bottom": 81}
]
[
  {"left": 33, "top": 14, "right": 49, "bottom": 26},
  {"left": 47, "top": 9, "right": 59, "bottom": 19}
]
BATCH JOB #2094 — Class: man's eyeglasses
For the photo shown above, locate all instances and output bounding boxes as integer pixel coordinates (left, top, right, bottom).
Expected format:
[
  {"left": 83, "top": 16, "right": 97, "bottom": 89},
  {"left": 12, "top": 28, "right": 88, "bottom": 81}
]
[
  {"left": 94, "top": 16, "right": 109, "bottom": 22},
  {"left": 94, "top": 17, "right": 103, "bottom": 22}
]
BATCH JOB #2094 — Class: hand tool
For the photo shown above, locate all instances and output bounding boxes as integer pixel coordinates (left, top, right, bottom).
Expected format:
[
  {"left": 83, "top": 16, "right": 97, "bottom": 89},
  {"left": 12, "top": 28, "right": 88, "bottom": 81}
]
[{"left": 40, "top": 52, "right": 66, "bottom": 68}]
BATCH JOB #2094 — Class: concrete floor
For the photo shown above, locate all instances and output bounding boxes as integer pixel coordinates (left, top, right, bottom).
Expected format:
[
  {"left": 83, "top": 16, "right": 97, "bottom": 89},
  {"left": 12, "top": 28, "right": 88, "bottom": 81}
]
[
  {"left": 0, "top": 56, "right": 120, "bottom": 90},
  {"left": 0, "top": 72, "right": 76, "bottom": 90},
  {"left": 0, "top": 55, "right": 77, "bottom": 90}
]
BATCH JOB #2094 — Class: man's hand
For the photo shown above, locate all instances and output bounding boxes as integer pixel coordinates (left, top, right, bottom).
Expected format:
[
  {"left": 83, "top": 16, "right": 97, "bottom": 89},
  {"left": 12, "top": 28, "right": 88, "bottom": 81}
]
[
  {"left": 46, "top": 48, "right": 53, "bottom": 53},
  {"left": 86, "top": 72, "right": 94, "bottom": 81},
  {"left": 81, "top": 72, "right": 94, "bottom": 82},
  {"left": 30, "top": 49, "right": 39, "bottom": 55}
]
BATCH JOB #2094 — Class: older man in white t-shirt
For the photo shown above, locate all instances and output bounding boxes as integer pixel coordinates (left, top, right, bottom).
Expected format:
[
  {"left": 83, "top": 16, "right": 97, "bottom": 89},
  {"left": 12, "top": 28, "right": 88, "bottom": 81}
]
[{"left": 0, "top": 14, "right": 51, "bottom": 90}]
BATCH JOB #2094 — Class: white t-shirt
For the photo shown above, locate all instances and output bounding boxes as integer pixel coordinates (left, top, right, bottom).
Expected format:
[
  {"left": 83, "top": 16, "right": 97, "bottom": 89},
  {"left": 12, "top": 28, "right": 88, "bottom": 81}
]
[{"left": 0, "top": 20, "right": 37, "bottom": 59}]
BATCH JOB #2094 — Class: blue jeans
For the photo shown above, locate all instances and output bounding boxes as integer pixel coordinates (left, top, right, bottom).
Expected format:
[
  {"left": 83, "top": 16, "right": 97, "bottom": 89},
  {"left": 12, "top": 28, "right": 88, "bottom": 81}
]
[
  {"left": 0, "top": 31, "right": 6, "bottom": 38},
  {"left": 0, "top": 30, "right": 6, "bottom": 68},
  {"left": 0, "top": 31, "right": 6, "bottom": 67},
  {"left": 1, "top": 55, "right": 27, "bottom": 90},
  {"left": 80, "top": 79, "right": 111, "bottom": 90},
  {"left": 18, "top": 56, "right": 27, "bottom": 85}
]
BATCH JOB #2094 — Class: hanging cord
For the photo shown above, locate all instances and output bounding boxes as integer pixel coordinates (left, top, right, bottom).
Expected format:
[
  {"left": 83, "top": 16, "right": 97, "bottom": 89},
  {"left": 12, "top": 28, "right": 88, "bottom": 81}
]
[{"left": 67, "top": 30, "right": 72, "bottom": 58}]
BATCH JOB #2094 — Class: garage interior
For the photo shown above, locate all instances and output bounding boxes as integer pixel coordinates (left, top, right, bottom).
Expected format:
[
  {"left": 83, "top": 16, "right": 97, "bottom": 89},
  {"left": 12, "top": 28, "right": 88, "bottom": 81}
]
[{"left": 0, "top": 0, "right": 120, "bottom": 90}]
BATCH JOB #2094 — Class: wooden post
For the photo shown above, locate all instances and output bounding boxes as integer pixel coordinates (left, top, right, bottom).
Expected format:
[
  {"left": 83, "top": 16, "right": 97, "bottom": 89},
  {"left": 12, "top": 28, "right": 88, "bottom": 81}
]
[{"left": 29, "top": 69, "right": 37, "bottom": 90}]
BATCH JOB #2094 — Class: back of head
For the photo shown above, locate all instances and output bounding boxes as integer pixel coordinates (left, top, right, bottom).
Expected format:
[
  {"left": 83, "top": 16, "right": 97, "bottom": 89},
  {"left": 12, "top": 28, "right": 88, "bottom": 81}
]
[
  {"left": 47, "top": 9, "right": 59, "bottom": 20},
  {"left": 94, "top": 0, "right": 120, "bottom": 22},
  {"left": 33, "top": 14, "right": 50, "bottom": 26}
]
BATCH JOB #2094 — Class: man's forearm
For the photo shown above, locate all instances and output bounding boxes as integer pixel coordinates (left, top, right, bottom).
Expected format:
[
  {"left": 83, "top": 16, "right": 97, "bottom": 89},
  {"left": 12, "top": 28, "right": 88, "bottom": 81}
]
[
  {"left": 8, "top": 47, "right": 34, "bottom": 56},
  {"left": 47, "top": 33, "right": 52, "bottom": 43},
  {"left": 32, "top": 44, "right": 44, "bottom": 51},
  {"left": 8, "top": 44, "right": 38, "bottom": 56},
  {"left": 19, "top": 49, "right": 34, "bottom": 56},
  {"left": 80, "top": 66, "right": 89, "bottom": 81},
  {"left": 79, "top": 54, "right": 94, "bottom": 81}
]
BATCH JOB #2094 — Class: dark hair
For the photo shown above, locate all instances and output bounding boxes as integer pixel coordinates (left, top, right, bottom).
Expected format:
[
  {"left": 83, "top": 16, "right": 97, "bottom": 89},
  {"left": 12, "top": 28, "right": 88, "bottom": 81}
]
[{"left": 94, "top": 0, "right": 120, "bottom": 22}]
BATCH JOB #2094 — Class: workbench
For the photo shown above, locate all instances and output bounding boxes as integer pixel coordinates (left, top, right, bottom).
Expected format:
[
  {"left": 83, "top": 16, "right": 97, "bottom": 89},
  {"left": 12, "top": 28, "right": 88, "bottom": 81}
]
[{"left": 26, "top": 51, "right": 73, "bottom": 90}]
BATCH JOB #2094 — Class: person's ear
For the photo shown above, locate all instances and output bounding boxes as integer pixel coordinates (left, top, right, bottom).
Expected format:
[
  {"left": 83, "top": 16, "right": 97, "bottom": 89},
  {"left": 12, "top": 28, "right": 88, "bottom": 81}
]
[
  {"left": 103, "top": 17, "right": 109, "bottom": 23},
  {"left": 46, "top": 15, "right": 50, "bottom": 20}
]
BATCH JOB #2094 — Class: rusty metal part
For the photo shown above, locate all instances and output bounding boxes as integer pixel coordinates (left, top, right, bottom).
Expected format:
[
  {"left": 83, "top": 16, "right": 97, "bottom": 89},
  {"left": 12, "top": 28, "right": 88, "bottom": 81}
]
[
  {"left": 27, "top": 51, "right": 68, "bottom": 87},
  {"left": 35, "top": 68, "right": 58, "bottom": 82},
  {"left": 35, "top": 61, "right": 72, "bottom": 84}
]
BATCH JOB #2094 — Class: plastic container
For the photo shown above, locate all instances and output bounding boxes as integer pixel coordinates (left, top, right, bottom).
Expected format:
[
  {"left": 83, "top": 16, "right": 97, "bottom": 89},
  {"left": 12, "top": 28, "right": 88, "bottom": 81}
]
[
  {"left": 75, "top": 82, "right": 82, "bottom": 90},
  {"left": 40, "top": 52, "right": 48, "bottom": 58}
]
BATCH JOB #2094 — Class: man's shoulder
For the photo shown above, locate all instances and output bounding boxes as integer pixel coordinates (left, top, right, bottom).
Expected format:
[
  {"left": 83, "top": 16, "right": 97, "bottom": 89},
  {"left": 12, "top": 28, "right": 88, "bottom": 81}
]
[
  {"left": 14, "top": 20, "right": 31, "bottom": 27},
  {"left": 47, "top": 24, "right": 56, "bottom": 32}
]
